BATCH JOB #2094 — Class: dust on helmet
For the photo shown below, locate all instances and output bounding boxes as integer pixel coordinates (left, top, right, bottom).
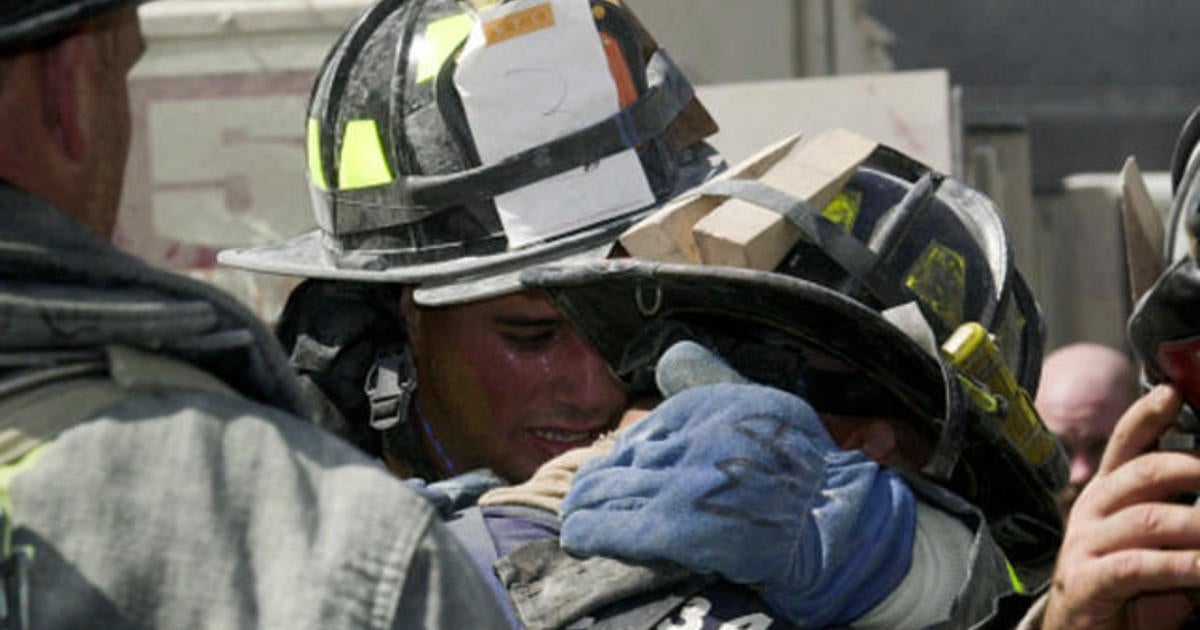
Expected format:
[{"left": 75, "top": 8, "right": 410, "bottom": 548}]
[
  {"left": 522, "top": 138, "right": 1067, "bottom": 586},
  {"left": 219, "top": 0, "right": 722, "bottom": 306},
  {"left": 0, "top": 0, "right": 154, "bottom": 49}
]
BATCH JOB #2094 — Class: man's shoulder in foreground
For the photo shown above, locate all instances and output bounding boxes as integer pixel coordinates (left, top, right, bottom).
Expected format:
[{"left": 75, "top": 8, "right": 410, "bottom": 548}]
[{"left": 8, "top": 386, "right": 506, "bottom": 629}]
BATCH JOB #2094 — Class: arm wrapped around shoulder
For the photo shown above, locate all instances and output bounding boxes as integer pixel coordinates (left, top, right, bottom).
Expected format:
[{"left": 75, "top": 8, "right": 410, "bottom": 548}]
[{"left": 559, "top": 381, "right": 917, "bottom": 627}]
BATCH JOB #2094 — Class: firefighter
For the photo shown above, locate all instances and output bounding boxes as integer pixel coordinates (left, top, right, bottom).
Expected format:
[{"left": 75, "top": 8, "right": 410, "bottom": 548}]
[
  {"left": 463, "top": 137, "right": 1067, "bottom": 628},
  {"left": 0, "top": 1, "right": 505, "bottom": 626},
  {"left": 220, "top": 0, "right": 723, "bottom": 483}
]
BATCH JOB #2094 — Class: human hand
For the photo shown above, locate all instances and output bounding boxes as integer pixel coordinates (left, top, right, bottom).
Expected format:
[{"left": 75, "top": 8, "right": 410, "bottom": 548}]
[
  {"left": 1043, "top": 385, "right": 1200, "bottom": 630},
  {"left": 617, "top": 396, "right": 659, "bottom": 430},
  {"left": 560, "top": 376, "right": 915, "bottom": 627}
]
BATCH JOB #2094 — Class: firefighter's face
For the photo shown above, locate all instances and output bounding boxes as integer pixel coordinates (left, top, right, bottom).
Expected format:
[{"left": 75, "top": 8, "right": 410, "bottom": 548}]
[{"left": 401, "top": 289, "right": 627, "bottom": 482}]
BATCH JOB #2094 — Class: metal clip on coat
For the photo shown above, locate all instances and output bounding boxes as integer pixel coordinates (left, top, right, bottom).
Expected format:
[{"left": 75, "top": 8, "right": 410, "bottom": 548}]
[{"left": 941, "top": 322, "right": 1067, "bottom": 491}]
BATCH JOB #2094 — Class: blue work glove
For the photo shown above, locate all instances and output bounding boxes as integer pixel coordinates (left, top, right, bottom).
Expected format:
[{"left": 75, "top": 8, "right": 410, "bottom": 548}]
[
  {"left": 653, "top": 339, "right": 750, "bottom": 396},
  {"left": 560, "top": 342, "right": 917, "bottom": 627}
]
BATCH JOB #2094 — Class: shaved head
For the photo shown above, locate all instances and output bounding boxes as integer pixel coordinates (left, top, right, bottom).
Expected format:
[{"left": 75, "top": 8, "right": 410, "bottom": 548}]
[
  {"left": 1035, "top": 343, "right": 1136, "bottom": 511},
  {"left": 1037, "top": 343, "right": 1135, "bottom": 427}
]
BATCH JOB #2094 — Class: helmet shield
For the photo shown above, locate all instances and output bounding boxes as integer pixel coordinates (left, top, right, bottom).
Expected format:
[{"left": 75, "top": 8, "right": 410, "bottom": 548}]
[{"left": 219, "top": 0, "right": 722, "bottom": 305}]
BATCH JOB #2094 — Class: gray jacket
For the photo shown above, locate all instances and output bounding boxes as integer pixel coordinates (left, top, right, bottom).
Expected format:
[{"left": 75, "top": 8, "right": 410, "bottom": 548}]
[{"left": 0, "top": 183, "right": 507, "bottom": 629}]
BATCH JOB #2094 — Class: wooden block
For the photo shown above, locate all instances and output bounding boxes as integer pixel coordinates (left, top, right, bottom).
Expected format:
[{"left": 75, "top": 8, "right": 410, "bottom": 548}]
[
  {"left": 693, "top": 128, "right": 878, "bottom": 270},
  {"left": 619, "top": 132, "right": 803, "bottom": 263},
  {"left": 702, "top": 208, "right": 795, "bottom": 270}
]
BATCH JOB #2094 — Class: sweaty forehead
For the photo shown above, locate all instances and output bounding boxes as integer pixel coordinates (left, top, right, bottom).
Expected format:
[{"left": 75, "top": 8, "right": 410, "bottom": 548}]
[{"left": 455, "top": 289, "right": 562, "bottom": 320}]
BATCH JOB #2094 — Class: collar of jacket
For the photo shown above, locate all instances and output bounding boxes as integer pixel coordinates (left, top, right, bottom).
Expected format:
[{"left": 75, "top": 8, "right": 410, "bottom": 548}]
[{"left": 0, "top": 182, "right": 314, "bottom": 420}]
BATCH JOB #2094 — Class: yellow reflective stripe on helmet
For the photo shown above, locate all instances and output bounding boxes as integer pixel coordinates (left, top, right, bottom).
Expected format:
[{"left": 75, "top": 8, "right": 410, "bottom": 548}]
[
  {"left": 307, "top": 118, "right": 329, "bottom": 191},
  {"left": 822, "top": 188, "right": 862, "bottom": 232},
  {"left": 0, "top": 444, "right": 47, "bottom": 552},
  {"left": 905, "top": 240, "right": 967, "bottom": 328},
  {"left": 796, "top": 189, "right": 862, "bottom": 246},
  {"left": 1006, "top": 560, "right": 1026, "bottom": 594},
  {"left": 416, "top": 13, "right": 475, "bottom": 84},
  {"left": 339, "top": 120, "right": 394, "bottom": 190}
]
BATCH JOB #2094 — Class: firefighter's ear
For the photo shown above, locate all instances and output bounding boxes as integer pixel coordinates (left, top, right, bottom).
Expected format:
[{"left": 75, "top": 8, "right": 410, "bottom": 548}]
[
  {"left": 399, "top": 287, "right": 421, "bottom": 358},
  {"left": 39, "top": 31, "right": 92, "bottom": 162},
  {"left": 831, "top": 417, "right": 900, "bottom": 467}
]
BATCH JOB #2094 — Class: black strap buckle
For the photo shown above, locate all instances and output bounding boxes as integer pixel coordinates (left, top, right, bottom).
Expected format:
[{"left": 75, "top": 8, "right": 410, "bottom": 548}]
[{"left": 365, "top": 353, "right": 416, "bottom": 431}]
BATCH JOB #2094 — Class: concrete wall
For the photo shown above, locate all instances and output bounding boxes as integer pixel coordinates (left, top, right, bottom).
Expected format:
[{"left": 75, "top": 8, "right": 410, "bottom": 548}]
[
  {"left": 697, "top": 70, "right": 954, "bottom": 171},
  {"left": 625, "top": 0, "right": 890, "bottom": 84},
  {"left": 1033, "top": 172, "right": 1173, "bottom": 353},
  {"left": 624, "top": 0, "right": 798, "bottom": 84},
  {"left": 120, "top": 1, "right": 370, "bottom": 321}
]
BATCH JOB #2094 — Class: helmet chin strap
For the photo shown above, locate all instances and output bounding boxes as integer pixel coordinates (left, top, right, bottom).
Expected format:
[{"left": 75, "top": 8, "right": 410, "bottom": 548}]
[
  {"left": 414, "top": 396, "right": 459, "bottom": 477},
  {"left": 367, "top": 352, "right": 461, "bottom": 479}
]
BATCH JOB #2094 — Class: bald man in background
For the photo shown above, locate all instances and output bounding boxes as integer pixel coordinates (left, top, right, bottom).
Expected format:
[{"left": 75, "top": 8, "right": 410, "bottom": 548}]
[{"left": 1035, "top": 343, "right": 1137, "bottom": 514}]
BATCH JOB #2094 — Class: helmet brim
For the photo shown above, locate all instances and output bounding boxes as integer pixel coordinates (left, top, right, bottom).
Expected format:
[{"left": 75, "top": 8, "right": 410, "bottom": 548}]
[
  {"left": 521, "top": 258, "right": 949, "bottom": 423},
  {"left": 219, "top": 143, "right": 725, "bottom": 306},
  {"left": 219, "top": 207, "right": 639, "bottom": 307},
  {"left": 0, "top": 0, "right": 154, "bottom": 49}
]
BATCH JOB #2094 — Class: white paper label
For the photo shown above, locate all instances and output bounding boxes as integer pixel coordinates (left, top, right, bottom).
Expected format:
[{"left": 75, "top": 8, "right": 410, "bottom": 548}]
[{"left": 454, "top": 0, "right": 655, "bottom": 249}]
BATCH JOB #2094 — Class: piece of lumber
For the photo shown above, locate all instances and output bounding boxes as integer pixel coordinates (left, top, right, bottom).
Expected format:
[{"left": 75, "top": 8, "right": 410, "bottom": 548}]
[
  {"left": 692, "top": 128, "right": 877, "bottom": 270},
  {"left": 619, "top": 132, "right": 803, "bottom": 262},
  {"left": 1120, "top": 156, "right": 1165, "bottom": 304}
]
